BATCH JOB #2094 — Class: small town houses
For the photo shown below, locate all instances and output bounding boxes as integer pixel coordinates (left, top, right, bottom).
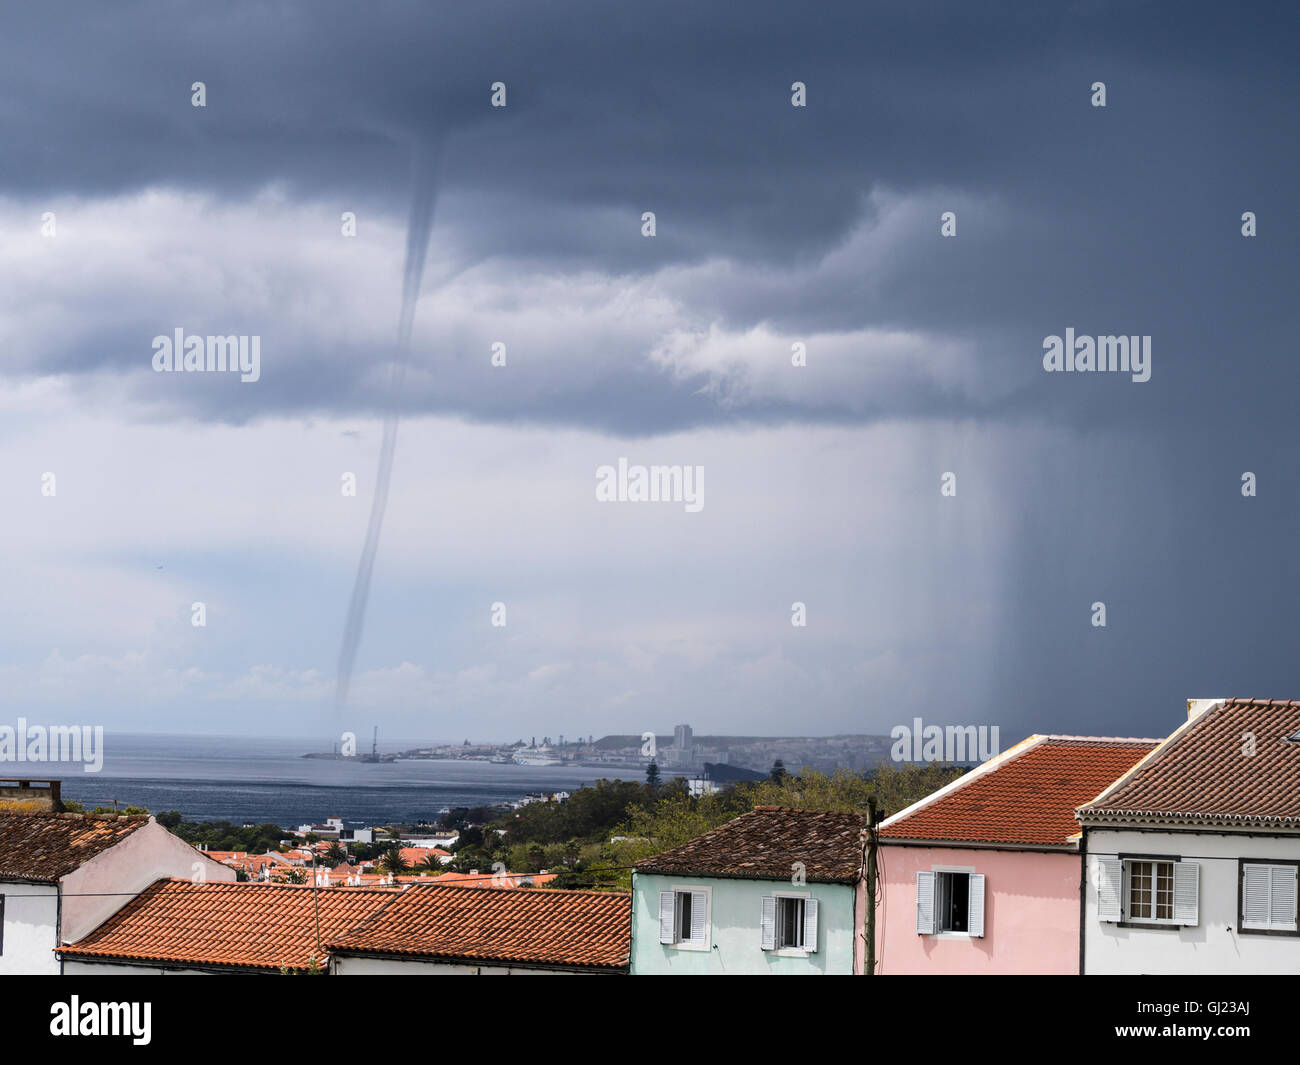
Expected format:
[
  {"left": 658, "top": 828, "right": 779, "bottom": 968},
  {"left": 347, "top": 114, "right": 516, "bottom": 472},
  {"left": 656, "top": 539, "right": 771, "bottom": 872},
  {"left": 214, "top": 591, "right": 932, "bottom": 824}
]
[
  {"left": 875, "top": 733, "right": 1159, "bottom": 973},
  {"left": 4, "top": 700, "right": 1300, "bottom": 976}
]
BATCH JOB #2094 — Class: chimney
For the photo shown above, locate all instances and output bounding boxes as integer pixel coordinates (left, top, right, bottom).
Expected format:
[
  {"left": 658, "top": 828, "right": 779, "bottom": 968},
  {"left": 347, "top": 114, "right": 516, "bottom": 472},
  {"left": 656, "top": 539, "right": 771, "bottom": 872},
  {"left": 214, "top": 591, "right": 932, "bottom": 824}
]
[{"left": 1186, "top": 698, "right": 1225, "bottom": 720}]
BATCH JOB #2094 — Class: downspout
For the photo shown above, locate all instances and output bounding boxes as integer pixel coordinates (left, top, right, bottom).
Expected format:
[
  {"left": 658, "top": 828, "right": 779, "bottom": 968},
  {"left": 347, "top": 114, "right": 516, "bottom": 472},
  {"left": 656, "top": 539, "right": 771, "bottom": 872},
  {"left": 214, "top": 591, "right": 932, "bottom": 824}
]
[
  {"left": 56, "top": 876, "right": 64, "bottom": 975},
  {"left": 1077, "top": 825, "right": 1087, "bottom": 976}
]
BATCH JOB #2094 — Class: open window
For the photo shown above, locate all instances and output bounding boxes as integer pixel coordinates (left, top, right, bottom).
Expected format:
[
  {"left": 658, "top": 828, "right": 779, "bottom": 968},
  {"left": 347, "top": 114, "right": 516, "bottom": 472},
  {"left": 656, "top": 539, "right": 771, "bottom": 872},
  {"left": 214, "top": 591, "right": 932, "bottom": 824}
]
[
  {"left": 760, "top": 894, "right": 819, "bottom": 953},
  {"left": 916, "top": 870, "right": 985, "bottom": 937},
  {"left": 658, "top": 887, "right": 709, "bottom": 949},
  {"left": 1096, "top": 858, "right": 1198, "bottom": 925}
]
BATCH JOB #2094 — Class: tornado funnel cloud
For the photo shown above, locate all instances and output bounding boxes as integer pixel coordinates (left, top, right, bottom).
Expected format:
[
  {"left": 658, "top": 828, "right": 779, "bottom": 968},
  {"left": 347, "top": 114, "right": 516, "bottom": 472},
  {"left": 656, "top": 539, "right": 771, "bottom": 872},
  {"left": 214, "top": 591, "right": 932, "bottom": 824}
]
[{"left": 334, "top": 140, "right": 443, "bottom": 713}]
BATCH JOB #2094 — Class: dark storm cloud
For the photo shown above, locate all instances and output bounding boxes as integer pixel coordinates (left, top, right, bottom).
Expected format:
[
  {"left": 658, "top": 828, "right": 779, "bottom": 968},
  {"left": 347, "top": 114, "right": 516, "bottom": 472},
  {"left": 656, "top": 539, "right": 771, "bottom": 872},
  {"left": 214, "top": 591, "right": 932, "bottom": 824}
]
[{"left": 3, "top": 1, "right": 1297, "bottom": 433}]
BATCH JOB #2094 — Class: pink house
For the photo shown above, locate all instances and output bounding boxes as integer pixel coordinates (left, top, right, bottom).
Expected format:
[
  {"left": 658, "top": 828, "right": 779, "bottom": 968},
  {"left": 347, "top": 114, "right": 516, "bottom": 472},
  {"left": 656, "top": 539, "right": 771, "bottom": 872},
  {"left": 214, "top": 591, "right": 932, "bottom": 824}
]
[{"left": 874, "top": 734, "right": 1159, "bottom": 974}]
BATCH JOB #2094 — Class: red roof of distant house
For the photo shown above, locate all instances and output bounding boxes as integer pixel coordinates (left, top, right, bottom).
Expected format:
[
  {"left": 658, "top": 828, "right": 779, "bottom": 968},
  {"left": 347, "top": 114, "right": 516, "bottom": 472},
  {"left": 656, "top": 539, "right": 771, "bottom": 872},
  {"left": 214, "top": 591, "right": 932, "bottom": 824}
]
[
  {"left": 1080, "top": 698, "right": 1300, "bottom": 827},
  {"left": 327, "top": 883, "right": 630, "bottom": 971},
  {"left": 57, "top": 879, "right": 396, "bottom": 972},
  {"left": 879, "top": 735, "right": 1161, "bottom": 848},
  {"left": 431, "top": 871, "right": 558, "bottom": 889}
]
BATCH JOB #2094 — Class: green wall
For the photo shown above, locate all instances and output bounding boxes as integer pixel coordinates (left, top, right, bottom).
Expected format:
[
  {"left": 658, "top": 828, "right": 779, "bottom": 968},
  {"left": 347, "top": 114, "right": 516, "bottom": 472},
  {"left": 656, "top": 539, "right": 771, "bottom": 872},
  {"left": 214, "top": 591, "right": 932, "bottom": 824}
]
[{"left": 630, "top": 871, "right": 857, "bottom": 974}]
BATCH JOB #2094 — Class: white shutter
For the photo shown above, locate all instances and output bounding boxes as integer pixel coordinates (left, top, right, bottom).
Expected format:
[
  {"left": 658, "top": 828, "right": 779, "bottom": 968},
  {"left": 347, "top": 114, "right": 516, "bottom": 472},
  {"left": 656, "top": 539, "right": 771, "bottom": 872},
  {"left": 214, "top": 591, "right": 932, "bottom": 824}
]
[
  {"left": 690, "top": 890, "right": 707, "bottom": 944},
  {"left": 967, "top": 873, "right": 985, "bottom": 937},
  {"left": 760, "top": 895, "right": 776, "bottom": 950},
  {"left": 1270, "top": 865, "right": 1298, "bottom": 930},
  {"left": 1173, "top": 862, "right": 1199, "bottom": 925},
  {"left": 658, "top": 891, "right": 676, "bottom": 944},
  {"left": 915, "top": 871, "right": 937, "bottom": 934},
  {"left": 1097, "top": 859, "right": 1123, "bottom": 921},
  {"left": 1242, "top": 864, "right": 1271, "bottom": 928},
  {"left": 803, "top": 897, "right": 819, "bottom": 952}
]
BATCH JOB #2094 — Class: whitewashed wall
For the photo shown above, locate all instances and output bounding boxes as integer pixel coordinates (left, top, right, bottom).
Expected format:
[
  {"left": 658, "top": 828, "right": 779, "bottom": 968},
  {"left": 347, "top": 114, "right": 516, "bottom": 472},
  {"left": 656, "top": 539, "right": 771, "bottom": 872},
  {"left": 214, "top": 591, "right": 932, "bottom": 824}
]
[
  {"left": 1084, "top": 828, "right": 1300, "bottom": 975},
  {"left": 0, "top": 881, "right": 59, "bottom": 975}
]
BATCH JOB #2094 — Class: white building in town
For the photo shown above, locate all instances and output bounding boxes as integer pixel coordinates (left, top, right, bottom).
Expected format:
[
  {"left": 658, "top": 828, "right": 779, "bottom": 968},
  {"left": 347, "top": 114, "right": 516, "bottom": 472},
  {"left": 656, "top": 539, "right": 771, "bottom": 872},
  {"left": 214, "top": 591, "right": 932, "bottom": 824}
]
[
  {"left": 1, "top": 798, "right": 233, "bottom": 975},
  {"left": 1079, "top": 698, "right": 1300, "bottom": 975}
]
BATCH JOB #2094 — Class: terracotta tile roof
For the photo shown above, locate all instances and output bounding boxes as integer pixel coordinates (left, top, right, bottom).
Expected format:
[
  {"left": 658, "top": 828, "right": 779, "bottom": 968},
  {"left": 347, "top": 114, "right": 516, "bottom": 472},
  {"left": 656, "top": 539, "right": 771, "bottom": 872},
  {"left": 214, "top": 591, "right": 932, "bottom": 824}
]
[
  {"left": 1079, "top": 698, "right": 1300, "bottom": 827},
  {"left": 0, "top": 811, "right": 150, "bottom": 883},
  {"left": 57, "top": 879, "right": 395, "bottom": 972},
  {"left": 879, "top": 736, "right": 1161, "bottom": 848},
  {"left": 633, "top": 807, "right": 868, "bottom": 883},
  {"left": 327, "top": 884, "right": 630, "bottom": 971}
]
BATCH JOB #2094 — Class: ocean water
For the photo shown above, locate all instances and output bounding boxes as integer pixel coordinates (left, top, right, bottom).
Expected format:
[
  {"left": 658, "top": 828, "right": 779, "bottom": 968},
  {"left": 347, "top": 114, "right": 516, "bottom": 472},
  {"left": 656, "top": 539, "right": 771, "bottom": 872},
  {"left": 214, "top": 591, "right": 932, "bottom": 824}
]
[{"left": 20, "top": 733, "right": 633, "bottom": 826}]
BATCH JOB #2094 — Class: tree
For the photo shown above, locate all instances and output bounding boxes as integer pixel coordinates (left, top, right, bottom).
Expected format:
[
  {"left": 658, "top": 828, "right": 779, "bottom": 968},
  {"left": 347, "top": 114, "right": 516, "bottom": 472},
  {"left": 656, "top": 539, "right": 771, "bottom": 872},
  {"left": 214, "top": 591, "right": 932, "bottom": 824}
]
[
  {"left": 645, "top": 760, "right": 661, "bottom": 790},
  {"left": 324, "top": 842, "right": 346, "bottom": 868},
  {"left": 378, "top": 844, "right": 410, "bottom": 877},
  {"left": 770, "top": 759, "right": 787, "bottom": 784},
  {"left": 156, "top": 810, "right": 183, "bottom": 829},
  {"left": 420, "top": 851, "right": 443, "bottom": 873}
]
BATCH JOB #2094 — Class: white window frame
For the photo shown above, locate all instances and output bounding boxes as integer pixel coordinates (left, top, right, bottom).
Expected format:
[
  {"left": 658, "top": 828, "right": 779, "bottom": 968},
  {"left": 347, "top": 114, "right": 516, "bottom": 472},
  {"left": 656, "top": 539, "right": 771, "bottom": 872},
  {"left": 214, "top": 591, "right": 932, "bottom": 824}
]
[
  {"left": 664, "top": 884, "right": 711, "bottom": 951},
  {"left": 930, "top": 864, "right": 977, "bottom": 940},
  {"left": 772, "top": 891, "right": 812, "bottom": 957},
  {"left": 1106, "top": 858, "right": 1198, "bottom": 927}
]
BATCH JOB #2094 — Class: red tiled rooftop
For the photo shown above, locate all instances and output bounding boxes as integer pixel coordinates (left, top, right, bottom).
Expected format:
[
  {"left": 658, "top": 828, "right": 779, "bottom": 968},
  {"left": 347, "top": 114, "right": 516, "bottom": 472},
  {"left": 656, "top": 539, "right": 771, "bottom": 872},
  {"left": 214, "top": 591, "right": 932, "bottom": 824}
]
[
  {"left": 57, "top": 879, "right": 395, "bottom": 972},
  {"left": 1080, "top": 698, "right": 1300, "bottom": 826},
  {"left": 327, "top": 883, "right": 630, "bottom": 971},
  {"left": 879, "top": 736, "right": 1161, "bottom": 847}
]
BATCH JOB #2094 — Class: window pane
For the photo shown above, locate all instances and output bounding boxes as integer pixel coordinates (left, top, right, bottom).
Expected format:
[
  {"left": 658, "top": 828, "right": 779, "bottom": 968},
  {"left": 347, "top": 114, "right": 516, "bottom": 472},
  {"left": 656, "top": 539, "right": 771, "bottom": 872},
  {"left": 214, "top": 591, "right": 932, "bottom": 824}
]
[
  {"left": 1155, "top": 863, "right": 1173, "bottom": 920},
  {"left": 775, "top": 898, "right": 806, "bottom": 948},
  {"left": 1130, "top": 861, "right": 1152, "bottom": 919},
  {"left": 937, "top": 872, "right": 969, "bottom": 932},
  {"left": 678, "top": 892, "right": 692, "bottom": 940}
]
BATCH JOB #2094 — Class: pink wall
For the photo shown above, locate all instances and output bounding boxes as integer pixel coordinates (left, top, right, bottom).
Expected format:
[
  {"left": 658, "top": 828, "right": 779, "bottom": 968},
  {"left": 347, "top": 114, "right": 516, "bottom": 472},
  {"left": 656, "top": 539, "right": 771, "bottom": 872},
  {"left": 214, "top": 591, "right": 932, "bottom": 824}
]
[{"left": 876, "top": 845, "right": 1080, "bottom": 974}]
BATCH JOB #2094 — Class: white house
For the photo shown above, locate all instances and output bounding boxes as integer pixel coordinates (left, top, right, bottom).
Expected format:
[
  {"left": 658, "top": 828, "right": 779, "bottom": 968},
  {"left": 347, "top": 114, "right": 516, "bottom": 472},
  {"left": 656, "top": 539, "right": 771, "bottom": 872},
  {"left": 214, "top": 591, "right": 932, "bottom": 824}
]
[
  {"left": 0, "top": 806, "right": 234, "bottom": 975},
  {"left": 1078, "top": 698, "right": 1300, "bottom": 975}
]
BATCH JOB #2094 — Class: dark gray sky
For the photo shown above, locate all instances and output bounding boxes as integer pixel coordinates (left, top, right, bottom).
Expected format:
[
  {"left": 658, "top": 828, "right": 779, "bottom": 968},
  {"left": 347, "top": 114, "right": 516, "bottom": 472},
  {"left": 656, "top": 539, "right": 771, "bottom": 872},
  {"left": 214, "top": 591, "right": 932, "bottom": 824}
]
[{"left": 1, "top": 1, "right": 1297, "bottom": 745}]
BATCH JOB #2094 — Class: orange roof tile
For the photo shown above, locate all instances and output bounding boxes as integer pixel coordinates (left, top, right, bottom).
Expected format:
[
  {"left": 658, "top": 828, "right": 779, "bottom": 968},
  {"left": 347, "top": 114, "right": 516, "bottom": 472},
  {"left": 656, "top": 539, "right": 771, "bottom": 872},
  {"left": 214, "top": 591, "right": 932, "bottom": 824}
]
[
  {"left": 57, "top": 879, "right": 395, "bottom": 972},
  {"left": 1080, "top": 698, "right": 1300, "bottom": 826},
  {"left": 327, "top": 884, "right": 630, "bottom": 970},
  {"left": 879, "top": 735, "right": 1161, "bottom": 847},
  {"left": 0, "top": 811, "right": 150, "bottom": 883}
]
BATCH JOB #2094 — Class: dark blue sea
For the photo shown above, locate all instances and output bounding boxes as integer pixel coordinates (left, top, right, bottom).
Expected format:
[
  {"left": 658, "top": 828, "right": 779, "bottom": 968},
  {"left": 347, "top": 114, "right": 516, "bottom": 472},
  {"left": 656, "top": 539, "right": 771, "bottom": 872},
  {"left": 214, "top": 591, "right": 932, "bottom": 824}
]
[{"left": 26, "top": 733, "right": 632, "bottom": 827}]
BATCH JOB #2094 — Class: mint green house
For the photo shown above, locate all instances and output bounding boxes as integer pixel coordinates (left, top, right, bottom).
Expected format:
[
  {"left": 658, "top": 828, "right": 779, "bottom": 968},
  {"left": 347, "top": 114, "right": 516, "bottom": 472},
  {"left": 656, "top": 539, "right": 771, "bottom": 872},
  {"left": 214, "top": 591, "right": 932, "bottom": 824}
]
[{"left": 630, "top": 806, "right": 868, "bottom": 974}]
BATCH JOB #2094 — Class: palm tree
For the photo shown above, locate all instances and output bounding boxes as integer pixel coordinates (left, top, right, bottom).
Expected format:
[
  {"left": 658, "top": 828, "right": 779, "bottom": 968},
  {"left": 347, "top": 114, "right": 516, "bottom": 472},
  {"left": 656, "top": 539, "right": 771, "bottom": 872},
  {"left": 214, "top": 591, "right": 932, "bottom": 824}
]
[
  {"left": 420, "top": 851, "right": 444, "bottom": 873},
  {"left": 324, "top": 842, "right": 346, "bottom": 868},
  {"left": 379, "top": 844, "right": 411, "bottom": 877}
]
